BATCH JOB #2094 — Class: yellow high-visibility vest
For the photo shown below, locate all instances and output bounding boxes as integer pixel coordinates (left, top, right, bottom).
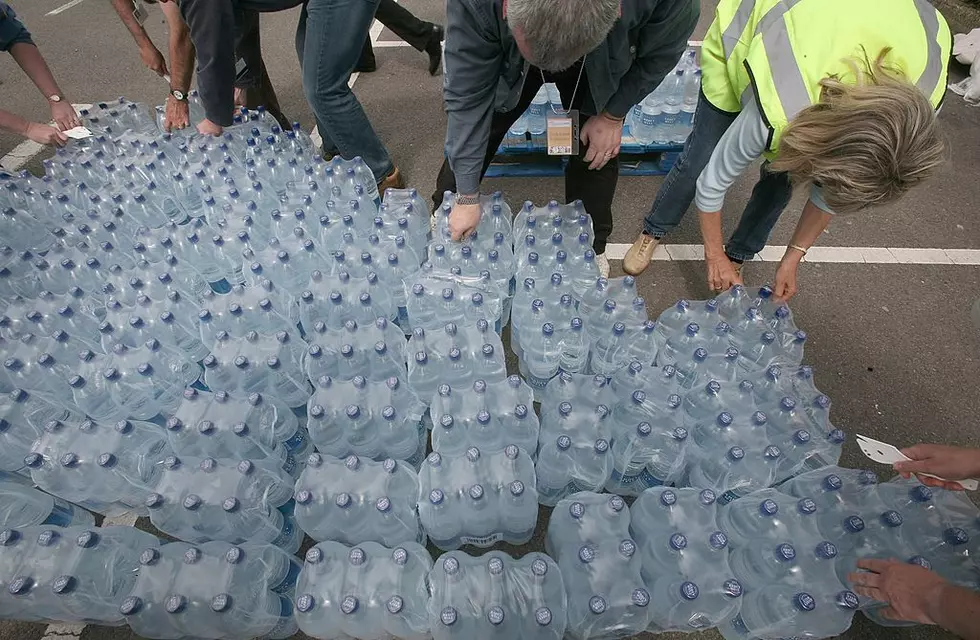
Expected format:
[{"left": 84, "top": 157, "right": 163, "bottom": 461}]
[{"left": 701, "top": 0, "right": 951, "bottom": 158}]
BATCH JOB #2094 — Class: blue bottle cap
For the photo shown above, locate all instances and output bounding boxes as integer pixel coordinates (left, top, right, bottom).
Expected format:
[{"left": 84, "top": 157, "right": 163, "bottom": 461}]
[
  {"left": 386, "top": 595, "right": 404, "bottom": 615},
  {"left": 709, "top": 531, "right": 729, "bottom": 550},
  {"left": 815, "top": 541, "right": 838, "bottom": 560},
  {"left": 535, "top": 607, "right": 553, "bottom": 625},
  {"left": 724, "top": 579, "right": 743, "bottom": 598},
  {"left": 429, "top": 489, "right": 445, "bottom": 505},
  {"left": 620, "top": 540, "right": 636, "bottom": 557},
  {"left": 305, "top": 547, "right": 323, "bottom": 564},
  {"left": 487, "top": 557, "right": 504, "bottom": 575},
  {"left": 680, "top": 582, "right": 699, "bottom": 601},
  {"left": 120, "top": 595, "right": 142, "bottom": 615},
  {"left": 669, "top": 534, "right": 687, "bottom": 551},
  {"left": 589, "top": 596, "right": 606, "bottom": 614},
  {"left": 699, "top": 489, "right": 717, "bottom": 505},
  {"left": 578, "top": 545, "right": 596, "bottom": 563},
  {"left": 760, "top": 499, "right": 779, "bottom": 516},
  {"left": 881, "top": 510, "right": 903, "bottom": 527},
  {"left": 348, "top": 547, "right": 366, "bottom": 565},
  {"left": 660, "top": 490, "right": 677, "bottom": 506},
  {"left": 440, "top": 607, "right": 458, "bottom": 626},
  {"left": 443, "top": 556, "right": 460, "bottom": 575},
  {"left": 727, "top": 446, "right": 745, "bottom": 461},
  {"left": 797, "top": 498, "right": 817, "bottom": 515},
  {"left": 335, "top": 493, "right": 352, "bottom": 508},
  {"left": 776, "top": 543, "right": 796, "bottom": 562},
  {"left": 793, "top": 593, "right": 816, "bottom": 612},
  {"left": 944, "top": 528, "right": 969, "bottom": 546},
  {"left": 391, "top": 547, "right": 408, "bottom": 565},
  {"left": 165, "top": 594, "right": 186, "bottom": 614},
  {"left": 908, "top": 555, "right": 932, "bottom": 569},
  {"left": 609, "top": 495, "right": 626, "bottom": 512},
  {"left": 341, "top": 595, "right": 358, "bottom": 614},
  {"left": 844, "top": 516, "right": 865, "bottom": 533}
]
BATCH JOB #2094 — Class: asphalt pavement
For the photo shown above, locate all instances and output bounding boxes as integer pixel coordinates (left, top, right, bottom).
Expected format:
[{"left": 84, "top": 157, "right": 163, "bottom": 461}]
[{"left": 1, "top": 0, "right": 979, "bottom": 639}]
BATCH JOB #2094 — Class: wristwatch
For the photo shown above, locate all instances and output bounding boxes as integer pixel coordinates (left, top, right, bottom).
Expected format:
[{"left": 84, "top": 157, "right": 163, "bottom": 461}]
[
  {"left": 47, "top": 94, "right": 62, "bottom": 103},
  {"left": 170, "top": 89, "right": 188, "bottom": 102},
  {"left": 455, "top": 193, "right": 480, "bottom": 206}
]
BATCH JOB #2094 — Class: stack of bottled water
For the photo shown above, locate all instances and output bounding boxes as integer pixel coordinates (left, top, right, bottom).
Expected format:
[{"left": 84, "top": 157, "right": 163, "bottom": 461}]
[
  {"left": 602, "top": 284, "right": 842, "bottom": 501},
  {"left": 294, "top": 453, "right": 424, "bottom": 547},
  {"left": 295, "top": 541, "right": 433, "bottom": 640},
  {"left": 428, "top": 550, "right": 567, "bottom": 640},
  {"left": 121, "top": 539, "right": 301, "bottom": 639},
  {"left": 406, "top": 321, "right": 507, "bottom": 401},
  {"left": 0, "top": 524, "right": 158, "bottom": 625},
  {"left": 545, "top": 492, "right": 651, "bottom": 640},
  {"left": 306, "top": 375, "right": 427, "bottom": 466},
  {"left": 627, "top": 47, "right": 701, "bottom": 145},
  {"left": 0, "top": 476, "right": 94, "bottom": 529},
  {"left": 503, "top": 83, "right": 565, "bottom": 146},
  {"left": 630, "top": 487, "right": 744, "bottom": 632},
  {"left": 417, "top": 445, "right": 538, "bottom": 550},
  {"left": 428, "top": 376, "right": 540, "bottom": 457}
]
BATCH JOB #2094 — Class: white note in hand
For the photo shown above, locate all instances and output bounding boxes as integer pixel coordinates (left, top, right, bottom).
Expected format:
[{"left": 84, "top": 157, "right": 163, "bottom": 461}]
[
  {"left": 856, "top": 434, "right": 978, "bottom": 491},
  {"left": 63, "top": 126, "right": 93, "bottom": 140}
]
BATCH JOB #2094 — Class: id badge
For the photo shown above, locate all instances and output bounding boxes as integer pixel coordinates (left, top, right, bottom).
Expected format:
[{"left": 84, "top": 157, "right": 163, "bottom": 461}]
[
  {"left": 547, "top": 109, "right": 579, "bottom": 156},
  {"left": 132, "top": 0, "right": 148, "bottom": 25}
]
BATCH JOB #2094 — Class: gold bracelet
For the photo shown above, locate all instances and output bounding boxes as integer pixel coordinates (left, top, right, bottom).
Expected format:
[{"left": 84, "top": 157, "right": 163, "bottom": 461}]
[{"left": 788, "top": 244, "right": 809, "bottom": 255}]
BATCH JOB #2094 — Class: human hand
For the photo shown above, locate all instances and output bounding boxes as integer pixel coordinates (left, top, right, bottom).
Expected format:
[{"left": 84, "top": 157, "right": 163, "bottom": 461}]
[
  {"left": 140, "top": 44, "right": 169, "bottom": 78},
  {"left": 197, "top": 118, "right": 223, "bottom": 136},
  {"left": 449, "top": 202, "right": 481, "bottom": 242},
  {"left": 580, "top": 113, "right": 622, "bottom": 170},
  {"left": 50, "top": 101, "right": 80, "bottom": 131},
  {"left": 164, "top": 96, "right": 190, "bottom": 131},
  {"left": 893, "top": 444, "right": 980, "bottom": 491},
  {"left": 705, "top": 253, "right": 743, "bottom": 292},
  {"left": 25, "top": 122, "right": 68, "bottom": 147},
  {"left": 233, "top": 87, "right": 248, "bottom": 108},
  {"left": 848, "top": 559, "right": 946, "bottom": 624},
  {"left": 773, "top": 256, "right": 800, "bottom": 301}
]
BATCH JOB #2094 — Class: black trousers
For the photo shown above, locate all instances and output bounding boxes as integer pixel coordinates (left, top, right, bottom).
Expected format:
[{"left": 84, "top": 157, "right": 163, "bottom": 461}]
[
  {"left": 433, "top": 62, "right": 618, "bottom": 255},
  {"left": 359, "top": 0, "right": 437, "bottom": 65},
  {"left": 233, "top": 10, "right": 290, "bottom": 129}
]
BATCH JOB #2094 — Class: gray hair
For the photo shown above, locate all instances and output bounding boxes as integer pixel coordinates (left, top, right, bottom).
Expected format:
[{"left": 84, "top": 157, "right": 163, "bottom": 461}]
[{"left": 507, "top": 0, "right": 620, "bottom": 71}]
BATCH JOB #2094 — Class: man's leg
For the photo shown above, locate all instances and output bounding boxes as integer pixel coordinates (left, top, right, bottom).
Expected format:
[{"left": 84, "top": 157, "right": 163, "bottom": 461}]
[
  {"left": 302, "top": 0, "right": 396, "bottom": 183},
  {"left": 565, "top": 119, "right": 617, "bottom": 255},
  {"left": 432, "top": 74, "right": 544, "bottom": 208},
  {"left": 374, "top": 0, "right": 439, "bottom": 51},
  {"left": 643, "top": 93, "right": 738, "bottom": 238},
  {"left": 724, "top": 163, "right": 794, "bottom": 262},
  {"left": 233, "top": 10, "right": 290, "bottom": 129}
]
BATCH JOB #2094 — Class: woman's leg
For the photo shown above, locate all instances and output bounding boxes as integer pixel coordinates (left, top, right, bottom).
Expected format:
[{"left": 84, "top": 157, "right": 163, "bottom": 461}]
[{"left": 724, "top": 163, "right": 794, "bottom": 261}]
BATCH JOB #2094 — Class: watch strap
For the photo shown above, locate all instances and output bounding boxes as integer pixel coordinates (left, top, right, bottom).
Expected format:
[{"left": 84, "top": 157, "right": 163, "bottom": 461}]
[{"left": 455, "top": 193, "right": 480, "bottom": 206}]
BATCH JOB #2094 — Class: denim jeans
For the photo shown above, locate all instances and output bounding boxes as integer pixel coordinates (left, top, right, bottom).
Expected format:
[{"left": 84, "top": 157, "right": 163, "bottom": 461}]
[
  {"left": 642, "top": 91, "right": 793, "bottom": 262},
  {"left": 295, "top": 0, "right": 395, "bottom": 183}
]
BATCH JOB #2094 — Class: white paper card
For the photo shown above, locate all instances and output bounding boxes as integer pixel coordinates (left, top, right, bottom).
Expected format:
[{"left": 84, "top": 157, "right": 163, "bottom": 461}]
[
  {"left": 63, "top": 127, "right": 93, "bottom": 140},
  {"left": 856, "top": 434, "right": 978, "bottom": 490}
]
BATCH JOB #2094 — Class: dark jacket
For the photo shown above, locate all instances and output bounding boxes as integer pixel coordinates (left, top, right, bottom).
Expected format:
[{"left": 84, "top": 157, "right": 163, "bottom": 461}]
[
  {"left": 443, "top": 0, "right": 699, "bottom": 194},
  {"left": 179, "top": 0, "right": 303, "bottom": 127}
]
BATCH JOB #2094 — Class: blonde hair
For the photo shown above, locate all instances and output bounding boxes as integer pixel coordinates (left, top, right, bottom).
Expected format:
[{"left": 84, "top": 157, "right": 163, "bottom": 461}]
[{"left": 770, "top": 49, "right": 946, "bottom": 213}]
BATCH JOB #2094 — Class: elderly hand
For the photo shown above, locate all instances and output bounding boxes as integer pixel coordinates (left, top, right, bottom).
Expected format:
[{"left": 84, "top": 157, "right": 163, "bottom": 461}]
[
  {"left": 848, "top": 559, "right": 946, "bottom": 624},
  {"left": 164, "top": 95, "right": 190, "bottom": 131},
  {"left": 580, "top": 113, "right": 622, "bottom": 170},
  {"left": 50, "top": 101, "right": 80, "bottom": 131},
  {"left": 25, "top": 122, "right": 68, "bottom": 147},
  {"left": 449, "top": 202, "right": 481, "bottom": 242},
  {"left": 140, "top": 44, "right": 169, "bottom": 78},
  {"left": 773, "top": 256, "right": 800, "bottom": 301},
  {"left": 197, "top": 118, "right": 223, "bottom": 137},
  {"left": 705, "top": 253, "right": 743, "bottom": 292}
]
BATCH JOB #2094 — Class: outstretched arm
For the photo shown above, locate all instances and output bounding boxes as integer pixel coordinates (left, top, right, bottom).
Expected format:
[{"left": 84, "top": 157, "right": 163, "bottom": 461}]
[{"left": 8, "top": 41, "right": 79, "bottom": 130}]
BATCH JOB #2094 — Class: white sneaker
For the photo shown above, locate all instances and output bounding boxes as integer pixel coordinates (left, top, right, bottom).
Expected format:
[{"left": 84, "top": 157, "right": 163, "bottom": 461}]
[{"left": 595, "top": 252, "right": 610, "bottom": 278}]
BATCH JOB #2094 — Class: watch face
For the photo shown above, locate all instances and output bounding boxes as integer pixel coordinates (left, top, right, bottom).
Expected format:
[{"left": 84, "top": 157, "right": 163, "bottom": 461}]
[
  {"left": 172, "top": 90, "right": 185, "bottom": 101},
  {"left": 49, "top": 95, "right": 62, "bottom": 103}
]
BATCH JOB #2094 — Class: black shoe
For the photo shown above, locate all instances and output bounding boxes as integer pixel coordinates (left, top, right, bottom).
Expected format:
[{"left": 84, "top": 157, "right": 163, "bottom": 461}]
[
  {"left": 355, "top": 51, "right": 377, "bottom": 73},
  {"left": 426, "top": 24, "right": 445, "bottom": 76}
]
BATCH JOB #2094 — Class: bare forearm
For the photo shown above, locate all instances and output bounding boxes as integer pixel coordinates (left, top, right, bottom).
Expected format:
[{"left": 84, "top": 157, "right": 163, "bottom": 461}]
[
  {"left": 8, "top": 43, "right": 64, "bottom": 101},
  {"left": 698, "top": 209, "right": 726, "bottom": 257},
  {"left": 162, "top": 1, "right": 194, "bottom": 91},
  {"left": 109, "top": 0, "right": 154, "bottom": 49},
  {"left": 781, "top": 199, "right": 832, "bottom": 264},
  {"left": 931, "top": 583, "right": 980, "bottom": 640},
  {"left": 0, "top": 109, "right": 31, "bottom": 137}
]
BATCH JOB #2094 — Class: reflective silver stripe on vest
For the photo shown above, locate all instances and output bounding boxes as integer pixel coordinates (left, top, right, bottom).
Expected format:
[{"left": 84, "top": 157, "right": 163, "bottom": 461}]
[
  {"left": 758, "top": 0, "right": 812, "bottom": 120},
  {"left": 911, "top": 0, "right": 944, "bottom": 99},
  {"left": 722, "top": 0, "right": 756, "bottom": 58}
]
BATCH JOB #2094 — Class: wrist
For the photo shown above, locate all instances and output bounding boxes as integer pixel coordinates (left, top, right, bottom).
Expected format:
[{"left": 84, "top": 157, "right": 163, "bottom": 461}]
[
  {"left": 600, "top": 111, "right": 624, "bottom": 124},
  {"left": 704, "top": 244, "right": 727, "bottom": 260},
  {"left": 782, "top": 248, "right": 805, "bottom": 265},
  {"left": 455, "top": 193, "right": 480, "bottom": 206}
]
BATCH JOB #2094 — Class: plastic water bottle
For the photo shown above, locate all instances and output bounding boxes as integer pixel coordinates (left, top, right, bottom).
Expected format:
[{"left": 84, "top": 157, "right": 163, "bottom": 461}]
[
  {"left": 428, "top": 551, "right": 567, "bottom": 640},
  {"left": 0, "top": 480, "right": 95, "bottom": 529},
  {"left": 295, "top": 541, "right": 432, "bottom": 640},
  {"left": 527, "top": 86, "right": 549, "bottom": 136},
  {"left": 545, "top": 492, "right": 651, "bottom": 640},
  {"left": 294, "top": 454, "right": 423, "bottom": 547},
  {"left": 417, "top": 446, "right": 538, "bottom": 550}
]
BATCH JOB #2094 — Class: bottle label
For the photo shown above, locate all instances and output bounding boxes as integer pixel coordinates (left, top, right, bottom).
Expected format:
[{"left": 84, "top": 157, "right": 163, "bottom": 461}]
[
  {"left": 459, "top": 532, "right": 503, "bottom": 547},
  {"left": 637, "top": 468, "right": 665, "bottom": 488},
  {"left": 717, "top": 491, "right": 739, "bottom": 505},
  {"left": 281, "top": 452, "right": 297, "bottom": 476},
  {"left": 525, "top": 372, "right": 553, "bottom": 391},
  {"left": 271, "top": 517, "right": 296, "bottom": 548},
  {"left": 282, "top": 427, "right": 310, "bottom": 453}
]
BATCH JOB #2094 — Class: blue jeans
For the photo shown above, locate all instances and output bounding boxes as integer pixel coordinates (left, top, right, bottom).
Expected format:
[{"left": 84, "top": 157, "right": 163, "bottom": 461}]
[
  {"left": 642, "top": 92, "right": 793, "bottom": 262},
  {"left": 295, "top": 0, "right": 395, "bottom": 182}
]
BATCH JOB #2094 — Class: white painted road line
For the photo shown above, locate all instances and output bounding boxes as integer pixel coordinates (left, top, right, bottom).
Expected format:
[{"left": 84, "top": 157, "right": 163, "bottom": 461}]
[
  {"left": 603, "top": 243, "right": 980, "bottom": 265},
  {"left": 46, "top": 0, "right": 87, "bottom": 16},
  {"left": 0, "top": 139, "right": 43, "bottom": 172}
]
